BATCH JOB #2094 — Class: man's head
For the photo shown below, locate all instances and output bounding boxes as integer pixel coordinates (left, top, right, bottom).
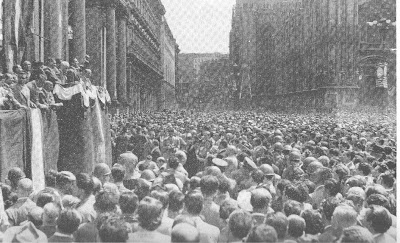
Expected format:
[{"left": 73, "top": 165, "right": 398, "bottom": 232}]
[
  {"left": 36, "top": 72, "right": 47, "bottom": 87},
  {"left": 98, "top": 214, "right": 129, "bottom": 243},
  {"left": 44, "top": 81, "right": 54, "bottom": 92},
  {"left": 289, "top": 151, "right": 302, "bottom": 168},
  {"left": 175, "top": 150, "right": 187, "bottom": 165},
  {"left": 119, "top": 191, "right": 139, "bottom": 215},
  {"left": 137, "top": 196, "right": 163, "bottom": 231},
  {"left": 200, "top": 175, "right": 219, "bottom": 198},
  {"left": 7, "top": 167, "right": 26, "bottom": 190},
  {"left": 287, "top": 215, "right": 305, "bottom": 239},
  {"left": 364, "top": 205, "right": 392, "bottom": 234},
  {"left": 185, "top": 191, "right": 204, "bottom": 215},
  {"left": 111, "top": 164, "right": 125, "bottom": 183},
  {"left": 56, "top": 171, "right": 76, "bottom": 195},
  {"left": 300, "top": 209, "right": 324, "bottom": 235},
  {"left": 171, "top": 223, "right": 200, "bottom": 243},
  {"left": 228, "top": 209, "right": 253, "bottom": 240},
  {"left": 93, "top": 163, "right": 111, "bottom": 185},
  {"left": 94, "top": 191, "right": 119, "bottom": 214},
  {"left": 346, "top": 187, "right": 366, "bottom": 213},
  {"left": 251, "top": 188, "right": 272, "bottom": 212},
  {"left": 283, "top": 200, "right": 302, "bottom": 217},
  {"left": 57, "top": 208, "right": 81, "bottom": 234},
  {"left": 246, "top": 224, "right": 278, "bottom": 243},
  {"left": 331, "top": 205, "right": 358, "bottom": 230},
  {"left": 46, "top": 58, "right": 56, "bottom": 68},
  {"left": 22, "top": 61, "right": 32, "bottom": 71},
  {"left": 265, "top": 212, "right": 288, "bottom": 240},
  {"left": 16, "top": 178, "right": 33, "bottom": 198},
  {"left": 341, "top": 225, "right": 374, "bottom": 243},
  {"left": 76, "top": 173, "right": 94, "bottom": 198},
  {"left": 42, "top": 203, "right": 60, "bottom": 226},
  {"left": 168, "top": 190, "right": 185, "bottom": 214}
]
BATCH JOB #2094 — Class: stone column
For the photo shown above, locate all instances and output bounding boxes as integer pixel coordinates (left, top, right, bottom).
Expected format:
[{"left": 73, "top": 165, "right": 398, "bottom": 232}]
[
  {"left": 3, "top": 0, "right": 13, "bottom": 72},
  {"left": 70, "top": 0, "right": 86, "bottom": 63},
  {"left": 106, "top": 4, "right": 117, "bottom": 101},
  {"left": 44, "top": 0, "right": 62, "bottom": 59},
  {"left": 61, "top": 0, "right": 69, "bottom": 61},
  {"left": 116, "top": 14, "right": 127, "bottom": 104}
]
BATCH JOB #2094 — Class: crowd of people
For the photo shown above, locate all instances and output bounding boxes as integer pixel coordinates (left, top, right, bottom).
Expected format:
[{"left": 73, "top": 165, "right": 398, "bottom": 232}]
[
  {"left": 0, "top": 56, "right": 93, "bottom": 111},
  {"left": 0, "top": 109, "right": 396, "bottom": 243}
]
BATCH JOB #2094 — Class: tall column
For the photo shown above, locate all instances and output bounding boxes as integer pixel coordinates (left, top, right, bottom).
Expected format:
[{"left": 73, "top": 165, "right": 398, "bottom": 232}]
[
  {"left": 116, "top": 13, "right": 127, "bottom": 104},
  {"left": 70, "top": 0, "right": 86, "bottom": 63},
  {"left": 106, "top": 4, "right": 117, "bottom": 102},
  {"left": 3, "top": 0, "right": 13, "bottom": 72},
  {"left": 44, "top": 0, "right": 62, "bottom": 59},
  {"left": 61, "top": 0, "right": 69, "bottom": 61}
]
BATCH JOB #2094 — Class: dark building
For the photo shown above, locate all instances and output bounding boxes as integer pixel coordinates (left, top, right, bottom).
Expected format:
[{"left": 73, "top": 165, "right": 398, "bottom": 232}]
[
  {"left": 1, "top": 0, "right": 177, "bottom": 112},
  {"left": 230, "top": 0, "right": 396, "bottom": 110}
]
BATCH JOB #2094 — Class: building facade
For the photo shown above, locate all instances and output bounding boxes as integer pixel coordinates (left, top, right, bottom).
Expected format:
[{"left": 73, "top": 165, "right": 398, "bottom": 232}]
[
  {"left": 230, "top": 0, "right": 396, "bottom": 110},
  {"left": 176, "top": 53, "right": 228, "bottom": 107},
  {"left": 1, "top": 0, "right": 178, "bottom": 112},
  {"left": 160, "top": 16, "right": 178, "bottom": 110}
]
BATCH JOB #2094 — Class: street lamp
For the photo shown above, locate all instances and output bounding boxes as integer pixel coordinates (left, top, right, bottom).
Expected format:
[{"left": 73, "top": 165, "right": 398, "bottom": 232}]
[{"left": 367, "top": 18, "right": 396, "bottom": 49}]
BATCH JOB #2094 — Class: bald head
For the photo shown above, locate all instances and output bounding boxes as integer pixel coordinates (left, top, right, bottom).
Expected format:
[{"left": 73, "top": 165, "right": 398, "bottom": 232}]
[{"left": 171, "top": 223, "right": 200, "bottom": 243}]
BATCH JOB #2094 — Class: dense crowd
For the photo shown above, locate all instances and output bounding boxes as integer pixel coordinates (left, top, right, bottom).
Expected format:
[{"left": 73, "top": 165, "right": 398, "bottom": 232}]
[
  {"left": 0, "top": 56, "right": 94, "bottom": 111},
  {"left": 0, "top": 109, "right": 396, "bottom": 243}
]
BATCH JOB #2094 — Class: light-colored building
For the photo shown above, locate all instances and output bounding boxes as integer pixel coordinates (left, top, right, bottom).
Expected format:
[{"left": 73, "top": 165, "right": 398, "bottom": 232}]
[{"left": 160, "top": 16, "right": 178, "bottom": 109}]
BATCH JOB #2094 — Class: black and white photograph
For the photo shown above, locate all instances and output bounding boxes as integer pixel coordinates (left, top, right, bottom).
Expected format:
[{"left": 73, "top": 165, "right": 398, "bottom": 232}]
[{"left": 0, "top": 0, "right": 397, "bottom": 242}]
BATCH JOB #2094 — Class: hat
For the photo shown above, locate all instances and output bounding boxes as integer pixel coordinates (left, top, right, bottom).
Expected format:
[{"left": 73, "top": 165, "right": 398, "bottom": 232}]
[
  {"left": 289, "top": 151, "right": 301, "bottom": 161},
  {"left": 59, "top": 171, "right": 76, "bottom": 181},
  {"left": 283, "top": 145, "right": 292, "bottom": 151},
  {"left": 259, "top": 164, "right": 274, "bottom": 176},
  {"left": 5, "top": 222, "right": 47, "bottom": 243},
  {"left": 93, "top": 163, "right": 111, "bottom": 177},
  {"left": 244, "top": 157, "right": 257, "bottom": 169},
  {"left": 212, "top": 158, "right": 228, "bottom": 167}
]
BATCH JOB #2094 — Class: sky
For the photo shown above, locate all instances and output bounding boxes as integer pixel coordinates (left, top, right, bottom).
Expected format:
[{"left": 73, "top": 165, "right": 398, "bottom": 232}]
[{"left": 161, "top": 0, "right": 236, "bottom": 54}]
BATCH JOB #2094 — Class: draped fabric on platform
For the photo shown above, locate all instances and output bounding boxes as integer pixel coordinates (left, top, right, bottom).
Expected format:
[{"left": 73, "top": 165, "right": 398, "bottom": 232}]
[
  {"left": 41, "top": 110, "right": 59, "bottom": 174},
  {"left": 0, "top": 83, "right": 111, "bottom": 181},
  {"left": 56, "top": 83, "right": 112, "bottom": 175},
  {"left": 30, "top": 109, "right": 45, "bottom": 191},
  {"left": 0, "top": 110, "right": 27, "bottom": 180}
]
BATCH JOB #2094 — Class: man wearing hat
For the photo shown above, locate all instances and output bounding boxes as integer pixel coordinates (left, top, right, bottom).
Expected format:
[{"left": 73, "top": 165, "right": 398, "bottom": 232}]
[
  {"left": 282, "top": 151, "right": 304, "bottom": 181},
  {"left": 231, "top": 156, "right": 257, "bottom": 191},
  {"left": 211, "top": 158, "right": 228, "bottom": 171},
  {"left": 93, "top": 163, "right": 111, "bottom": 186}
]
